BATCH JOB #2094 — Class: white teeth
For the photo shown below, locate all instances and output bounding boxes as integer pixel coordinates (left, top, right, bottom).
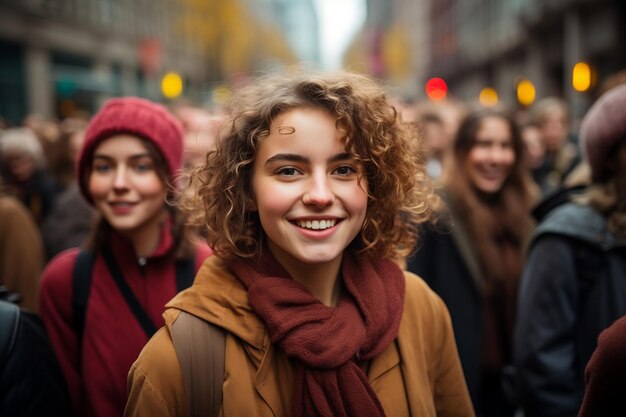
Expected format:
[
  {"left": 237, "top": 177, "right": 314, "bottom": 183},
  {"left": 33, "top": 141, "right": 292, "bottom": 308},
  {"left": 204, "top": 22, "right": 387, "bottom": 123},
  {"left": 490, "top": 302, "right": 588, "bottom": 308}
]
[{"left": 296, "top": 219, "right": 336, "bottom": 230}]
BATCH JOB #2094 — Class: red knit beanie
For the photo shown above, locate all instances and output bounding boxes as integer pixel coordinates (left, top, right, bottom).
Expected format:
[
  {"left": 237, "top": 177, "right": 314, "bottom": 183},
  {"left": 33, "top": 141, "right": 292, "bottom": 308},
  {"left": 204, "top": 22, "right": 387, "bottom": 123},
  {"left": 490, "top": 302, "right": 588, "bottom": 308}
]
[
  {"left": 580, "top": 83, "right": 626, "bottom": 182},
  {"left": 77, "top": 97, "right": 184, "bottom": 204}
]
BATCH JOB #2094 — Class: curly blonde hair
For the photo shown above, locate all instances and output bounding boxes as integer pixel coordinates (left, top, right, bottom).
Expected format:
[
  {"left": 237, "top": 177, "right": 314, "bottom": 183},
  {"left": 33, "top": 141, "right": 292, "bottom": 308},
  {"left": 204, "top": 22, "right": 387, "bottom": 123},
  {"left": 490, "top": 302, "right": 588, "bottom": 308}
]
[{"left": 181, "top": 71, "right": 436, "bottom": 261}]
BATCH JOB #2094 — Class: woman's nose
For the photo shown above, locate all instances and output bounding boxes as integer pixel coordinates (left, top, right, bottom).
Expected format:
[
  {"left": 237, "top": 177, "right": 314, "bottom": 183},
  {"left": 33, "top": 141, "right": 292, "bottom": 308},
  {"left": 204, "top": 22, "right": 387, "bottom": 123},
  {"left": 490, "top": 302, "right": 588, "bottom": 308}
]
[
  {"left": 303, "top": 174, "right": 334, "bottom": 207},
  {"left": 489, "top": 145, "right": 510, "bottom": 163},
  {"left": 112, "top": 167, "right": 129, "bottom": 190}
]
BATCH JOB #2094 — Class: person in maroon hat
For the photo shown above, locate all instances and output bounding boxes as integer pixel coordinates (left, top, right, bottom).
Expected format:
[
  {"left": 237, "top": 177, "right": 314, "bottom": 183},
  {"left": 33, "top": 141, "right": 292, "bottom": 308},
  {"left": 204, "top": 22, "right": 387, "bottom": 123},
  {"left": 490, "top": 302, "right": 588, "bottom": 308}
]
[
  {"left": 39, "top": 97, "right": 212, "bottom": 417},
  {"left": 514, "top": 83, "right": 626, "bottom": 417}
]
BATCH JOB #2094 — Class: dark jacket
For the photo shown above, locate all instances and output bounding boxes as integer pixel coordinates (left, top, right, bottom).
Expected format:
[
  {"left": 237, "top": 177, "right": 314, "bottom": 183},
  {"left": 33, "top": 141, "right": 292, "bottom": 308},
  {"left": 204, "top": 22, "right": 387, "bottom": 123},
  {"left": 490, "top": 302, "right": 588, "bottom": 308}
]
[
  {"left": 514, "top": 202, "right": 626, "bottom": 417},
  {"left": 0, "top": 300, "right": 71, "bottom": 417},
  {"left": 406, "top": 207, "right": 486, "bottom": 408}
]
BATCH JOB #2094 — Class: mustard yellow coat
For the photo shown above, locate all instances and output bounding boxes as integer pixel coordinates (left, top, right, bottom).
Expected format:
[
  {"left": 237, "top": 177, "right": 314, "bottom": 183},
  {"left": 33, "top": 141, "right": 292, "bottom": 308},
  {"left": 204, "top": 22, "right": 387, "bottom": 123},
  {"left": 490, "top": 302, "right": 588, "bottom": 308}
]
[{"left": 125, "top": 257, "right": 475, "bottom": 417}]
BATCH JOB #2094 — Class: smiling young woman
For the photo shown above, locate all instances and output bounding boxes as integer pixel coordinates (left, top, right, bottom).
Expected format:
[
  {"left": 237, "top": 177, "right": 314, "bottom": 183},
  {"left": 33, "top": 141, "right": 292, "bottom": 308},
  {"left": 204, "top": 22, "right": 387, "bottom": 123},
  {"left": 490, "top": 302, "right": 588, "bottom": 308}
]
[
  {"left": 125, "top": 71, "right": 475, "bottom": 417},
  {"left": 407, "top": 108, "right": 538, "bottom": 417},
  {"left": 38, "top": 97, "right": 211, "bottom": 417}
]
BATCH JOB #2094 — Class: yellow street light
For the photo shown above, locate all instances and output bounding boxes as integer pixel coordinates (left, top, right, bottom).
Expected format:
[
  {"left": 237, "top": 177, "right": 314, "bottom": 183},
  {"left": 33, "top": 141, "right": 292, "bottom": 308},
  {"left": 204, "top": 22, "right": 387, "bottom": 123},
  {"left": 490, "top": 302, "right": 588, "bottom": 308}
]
[
  {"left": 479, "top": 87, "right": 498, "bottom": 107},
  {"left": 572, "top": 62, "right": 591, "bottom": 92},
  {"left": 161, "top": 72, "right": 183, "bottom": 99},
  {"left": 517, "top": 79, "right": 536, "bottom": 106}
]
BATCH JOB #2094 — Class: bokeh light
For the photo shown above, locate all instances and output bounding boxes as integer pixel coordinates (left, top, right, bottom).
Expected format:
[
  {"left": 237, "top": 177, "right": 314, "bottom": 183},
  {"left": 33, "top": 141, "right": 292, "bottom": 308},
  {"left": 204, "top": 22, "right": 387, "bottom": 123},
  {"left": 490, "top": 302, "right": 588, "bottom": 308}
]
[
  {"left": 161, "top": 72, "right": 183, "bottom": 99},
  {"left": 479, "top": 87, "right": 498, "bottom": 107},
  {"left": 425, "top": 77, "right": 448, "bottom": 101},
  {"left": 516, "top": 79, "right": 536, "bottom": 106}
]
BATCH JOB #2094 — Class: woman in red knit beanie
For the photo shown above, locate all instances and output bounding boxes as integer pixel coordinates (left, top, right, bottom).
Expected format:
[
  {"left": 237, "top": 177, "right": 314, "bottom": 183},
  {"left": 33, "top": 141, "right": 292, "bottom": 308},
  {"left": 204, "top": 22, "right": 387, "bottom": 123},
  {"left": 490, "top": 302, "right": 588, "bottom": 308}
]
[
  {"left": 125, "top": 71, "right": 474, "bottom": 417},
  {"left": 39, "top": 97, "right": 212, "bottom": 417}
]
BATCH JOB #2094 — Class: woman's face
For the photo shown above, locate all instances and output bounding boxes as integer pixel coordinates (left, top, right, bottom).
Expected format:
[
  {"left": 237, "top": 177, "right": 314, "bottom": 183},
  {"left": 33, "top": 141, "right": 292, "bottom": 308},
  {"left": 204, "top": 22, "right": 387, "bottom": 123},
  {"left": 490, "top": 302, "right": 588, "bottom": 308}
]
[
  {"left": 540, "top": 108, "right": 567, "bottom": 152},
  {"left": 5, "top": 151, "right": 36, "bottom": 182},
  {"left": 463, "top": 116, "right": 516, "bottom": 194},
  {"left": 88, "top": 134, "right": 167, "bottom": 236},
  {"left": 251, "top": 106, "right": 368, "bottom": 272}
]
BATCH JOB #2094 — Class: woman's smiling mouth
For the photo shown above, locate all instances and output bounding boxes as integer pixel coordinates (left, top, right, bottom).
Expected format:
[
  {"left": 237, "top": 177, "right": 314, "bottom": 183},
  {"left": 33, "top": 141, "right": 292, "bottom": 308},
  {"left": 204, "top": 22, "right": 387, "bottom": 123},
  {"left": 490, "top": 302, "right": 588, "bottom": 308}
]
[{"left": 294, "top": 219, "right": 337, "bottom": 230}]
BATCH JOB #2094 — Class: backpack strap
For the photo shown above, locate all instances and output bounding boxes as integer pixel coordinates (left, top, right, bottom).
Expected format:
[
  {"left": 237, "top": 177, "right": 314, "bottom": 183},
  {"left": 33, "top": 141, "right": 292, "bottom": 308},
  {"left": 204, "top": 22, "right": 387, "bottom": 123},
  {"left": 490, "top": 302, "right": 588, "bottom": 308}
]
[
  {"left": 101, "top": 247, "right": 158, "bottom": 337},
  {"left": 73, "top": 250, "right": 196, "bottom": 339},
  {"left": 0, "top": 300, "right": 20, "bottom": 366},
  {"left": 170, "top": 311, "right": 226, "bottom": 417},
  {"left": 72, "top": 250, "right": 95, "bottom": 340}
]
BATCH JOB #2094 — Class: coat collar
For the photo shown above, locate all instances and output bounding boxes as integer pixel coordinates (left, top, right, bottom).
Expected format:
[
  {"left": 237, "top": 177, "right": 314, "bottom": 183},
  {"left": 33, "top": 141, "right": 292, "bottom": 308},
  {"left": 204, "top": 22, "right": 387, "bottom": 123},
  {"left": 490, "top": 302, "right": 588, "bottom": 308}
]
[
  {"left": 165, "top": 256, "right": 267, "bottom": 349},
  {"left": 109, "top": 215, "right": 175, "bottom": 262}
]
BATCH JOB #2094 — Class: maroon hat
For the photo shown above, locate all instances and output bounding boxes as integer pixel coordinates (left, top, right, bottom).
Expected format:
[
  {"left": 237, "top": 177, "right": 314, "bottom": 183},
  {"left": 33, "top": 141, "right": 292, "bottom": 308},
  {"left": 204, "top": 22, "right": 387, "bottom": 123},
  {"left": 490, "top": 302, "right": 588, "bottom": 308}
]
[
  {"left": 580, "top": 84, "right": 626, "bottom": 182},
  {"left": 77, "top": 97, "right": 184, "bottom": 204}
]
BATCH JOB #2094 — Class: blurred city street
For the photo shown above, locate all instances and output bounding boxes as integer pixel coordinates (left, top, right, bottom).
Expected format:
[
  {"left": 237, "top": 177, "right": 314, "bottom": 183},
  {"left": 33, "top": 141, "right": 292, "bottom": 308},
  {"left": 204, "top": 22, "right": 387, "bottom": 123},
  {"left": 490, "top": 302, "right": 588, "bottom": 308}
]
[
  {"left": 2, "top": 2, "right": 626, "bottom": 417},
  {"left": 0, "top": 0, "right": 623, "bottom": 124}
]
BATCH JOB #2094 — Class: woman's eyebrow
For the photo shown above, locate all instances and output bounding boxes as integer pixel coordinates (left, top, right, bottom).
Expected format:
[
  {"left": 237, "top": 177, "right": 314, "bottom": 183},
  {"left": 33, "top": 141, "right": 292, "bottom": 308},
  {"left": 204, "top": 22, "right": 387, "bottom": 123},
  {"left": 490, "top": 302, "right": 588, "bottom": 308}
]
[
  {"left": 93, "top": 153, "right": 152, "bottom": 160},
  {"left": 265, "top": 152, "right": 354, "bottom": 165},
  {"left": 265, "top": 152, "right": 354, "bottom": 164},
  {"left": 265, "top": 153, "right": 308, "bottom": 165},
  {"left": 328, "top": 152, "right": 352, "bottom": 163}
]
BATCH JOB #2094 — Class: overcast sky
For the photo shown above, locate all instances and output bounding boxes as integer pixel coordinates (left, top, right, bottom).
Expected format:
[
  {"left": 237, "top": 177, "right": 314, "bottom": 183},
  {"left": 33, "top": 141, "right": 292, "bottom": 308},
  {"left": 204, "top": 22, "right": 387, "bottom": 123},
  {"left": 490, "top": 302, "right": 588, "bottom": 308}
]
[{"left": 313, "top": 0, "right": 366, "bottom": 70}]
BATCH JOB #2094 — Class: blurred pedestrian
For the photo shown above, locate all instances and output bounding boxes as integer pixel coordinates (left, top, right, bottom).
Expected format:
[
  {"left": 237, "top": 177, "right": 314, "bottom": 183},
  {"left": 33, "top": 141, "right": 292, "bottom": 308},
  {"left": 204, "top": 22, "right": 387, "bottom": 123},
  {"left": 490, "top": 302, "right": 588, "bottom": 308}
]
[
  {"left": 42, "top": 118, "right": 95, "bottom": 259},
  {"left": 126, "top": 71, "right": 474, "bottom": 417},
  {"left": 39, "top": 97, "right": 212, "bottom": 417},
  {"left": 48, "top": 117, "right": 89, "bottom": 190},
  {"left": 0, "top": 127, "right": 60, "bottom": 226},
  {"left": 520, "top": 122, "right": 545, "bottom": 174},
  {"left": 0, "top": 178, "right": 45, "bottom": 312},
  {"left": 0, "top": 298, "right": 71, "bottom": 417},
  {"left": 173, "top": 103, "right": 224, "bottom": 170},
  {"left": 529, "top": 97, "right": 580, "bottom": 194},
  {"left": 407, "top": 108, "right": 537, "bottom": 417},
  {"left": 416, "top": 108, "right": 447, "bottom": 180},
  {"left": 22, "top": 114, "right": 62, "bottom": 160},
  {"left": 514, "top": 84, "right": 626, "bottom": 417}
]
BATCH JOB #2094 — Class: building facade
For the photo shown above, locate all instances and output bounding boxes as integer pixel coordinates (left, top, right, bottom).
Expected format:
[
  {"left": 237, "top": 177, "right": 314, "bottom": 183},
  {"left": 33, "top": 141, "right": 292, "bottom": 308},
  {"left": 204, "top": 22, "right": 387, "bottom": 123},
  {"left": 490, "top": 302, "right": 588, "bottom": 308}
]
[
  {"left": 0, "top": 0, "right": 305, "bottom": 124},
  {"left": 347, "top": 0, "right": 625, "bottom": 120},
  {"left": 426, "top": 0, "right": 625, "bottom": 118}
]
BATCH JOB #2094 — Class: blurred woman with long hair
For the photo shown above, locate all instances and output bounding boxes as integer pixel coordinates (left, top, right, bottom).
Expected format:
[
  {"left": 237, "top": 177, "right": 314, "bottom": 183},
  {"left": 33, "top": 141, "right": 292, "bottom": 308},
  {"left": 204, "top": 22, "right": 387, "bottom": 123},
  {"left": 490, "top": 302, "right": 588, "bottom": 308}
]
[{"left": 408, "top": 108, "right": 537, "bottom": 417}]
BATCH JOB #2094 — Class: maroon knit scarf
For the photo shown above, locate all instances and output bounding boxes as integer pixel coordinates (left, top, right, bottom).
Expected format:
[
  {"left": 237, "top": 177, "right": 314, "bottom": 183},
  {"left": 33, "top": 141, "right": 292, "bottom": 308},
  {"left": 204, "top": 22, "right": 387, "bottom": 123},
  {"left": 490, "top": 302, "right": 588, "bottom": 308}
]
[{"left": 229, "top": 251, "right": 405, "bottom": 417}]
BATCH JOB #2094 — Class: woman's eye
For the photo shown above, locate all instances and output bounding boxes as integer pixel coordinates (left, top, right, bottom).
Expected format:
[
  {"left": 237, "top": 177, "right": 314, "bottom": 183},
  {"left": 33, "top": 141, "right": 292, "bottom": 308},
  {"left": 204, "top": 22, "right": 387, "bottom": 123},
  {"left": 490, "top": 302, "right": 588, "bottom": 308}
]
[
  {"left": 133, "top": 160, "right": 154, "bottom": 173},
  {"left": 276, "top": 167, "right": 299, "bottom": 177},
  {"left": 334, "top": 165, "right": 357, "bottom": 176},
  {"left": 93, "top": 163, "right": 112, "bottom": 173}
]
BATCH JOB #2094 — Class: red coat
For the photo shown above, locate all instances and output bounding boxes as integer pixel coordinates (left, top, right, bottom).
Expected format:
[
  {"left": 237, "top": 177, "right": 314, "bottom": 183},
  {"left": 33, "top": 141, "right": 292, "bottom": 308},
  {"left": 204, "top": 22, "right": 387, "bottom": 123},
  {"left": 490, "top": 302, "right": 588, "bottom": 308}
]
[
  {"left": 579, "top": 314, "right": 626, "bottom": 417},
  {"left": 40, "top": 222, "right": 211, "bottom": 417}
]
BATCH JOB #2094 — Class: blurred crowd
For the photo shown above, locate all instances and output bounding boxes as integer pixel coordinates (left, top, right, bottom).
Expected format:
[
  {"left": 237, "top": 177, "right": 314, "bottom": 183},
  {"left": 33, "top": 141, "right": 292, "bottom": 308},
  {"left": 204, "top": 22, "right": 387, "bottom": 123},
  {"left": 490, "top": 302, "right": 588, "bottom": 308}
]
[{"left": 1, "top": 67, "right": 626, "bottom": 417}]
